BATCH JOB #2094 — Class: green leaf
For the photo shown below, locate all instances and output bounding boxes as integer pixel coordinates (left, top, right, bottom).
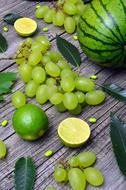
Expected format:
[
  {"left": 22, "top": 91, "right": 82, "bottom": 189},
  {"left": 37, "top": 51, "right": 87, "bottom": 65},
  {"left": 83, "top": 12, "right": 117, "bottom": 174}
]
[
  {"left": 0, "top": 33, "right": 8, "bottom": 52},
  {"left": 0, "top": 72, "right": 16, "bottom": 82},
  {"left": 110, "top": 113, "right": 126, "bottom": 176},
  {"left": 0, "top": 95, "right": 4, "bottom": 102},
  {"left": 3, "top": 13, "right": 22, "bottom": 25},
  {"left": 102, "top": 83, "right": 126, "bottom": 102},
  {"left": 14, "top": 157, "right": 36, "bottom": 190},
  {"left": 56, "top": 35, "right": 81, "bottom": 67}
]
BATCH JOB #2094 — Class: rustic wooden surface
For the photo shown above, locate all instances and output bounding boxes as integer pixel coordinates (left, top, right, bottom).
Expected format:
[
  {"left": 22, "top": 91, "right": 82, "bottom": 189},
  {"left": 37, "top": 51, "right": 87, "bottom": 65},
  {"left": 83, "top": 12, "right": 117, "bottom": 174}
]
[{"left": 0, "top": 1, "right": 126, "bottom": 190}]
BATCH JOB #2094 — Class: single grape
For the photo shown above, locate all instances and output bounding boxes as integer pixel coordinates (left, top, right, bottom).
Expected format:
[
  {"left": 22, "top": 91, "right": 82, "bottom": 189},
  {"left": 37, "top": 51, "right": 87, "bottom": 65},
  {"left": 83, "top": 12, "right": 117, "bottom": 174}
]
[
  {"left": 47, "top": 85, "right": 58, "bottom": 99},
  {"left": 63, "top": 2, "right": 77, "bottom": 15},
  {"left": 57, "top": 60, "right": 71, "bottom": 70},
  {"left": 69, "top": 104, "right": 82, "bottom": 115},
  {"left": 54, "top": 167, "right": 67, "bottom": 182},
  {"left": 46, "top": 51, "right": 63, "bottom": 63},
  {"left": 44, "top": 9, "right": 56, "bottom": 23},
  {"left": 35, "top": 5, "right": 49, "bottom": 19},
  {"left": 50, "top": 92, "right": 63, "bottom": 105},
  {"left": 11, "top": 91, "right": 26, "bottom": 108},
  {"left": 77, "top": 3, "right": 85, "bottom": 15},
  {"left": 53, "top": 11, "right": 65, "bottom": 26},
  {"left": 25, "top": 80, "right": 38, "bottom": 98},
  {"left": 73, "top": 14, "right": 80, "bottom": 25},
  {"left": 45, "top": 62, "right": 60, "bottom": 77},
  {"left": 60, "top": 69, "right": 73, "bottom": 79},
  {"left": 84, "top": 167, "right": 104, "bottom": 186},
  {"left": 36, "top": 85, "right": 48, "bottom": 104},
  {"left": 28, "top": 51, "right": 42, "bottom": 65},
  {"left": 32, "top": 66, "right": 46, "bottom": 84},
  {"left": 63, "top": 93, "right": 78, "bottom": 110},
  {"left": 19, "top": 63, "right": 32, "bottom": 83},
  {"left": 75, "top": 77, "right": 95, "bottom": 92},
  {"left": 0, "top": 140, "right": 7, "bottom": 159},
  {"left": 77, "top": 152, "right": 96, "bottom": 168},
  {"left": 60, "top": 77, "right": 75, "bottom": 92},
  {"left": 35, "top": 36, "right": 50, "bottom": 53},
  {"left": 75, "top": 91, "right": 85, "bottom": 103},
  {"left": 64, "top": 17, "right": 76, "bottom": 34},
  {"left": 42, "top": 55, "right": 51, "bottom": 65},
  {"left": 85, "top": 90, "right": 106, "bottom": 105},
  {"left": 46, "top": 78, "right": 56, "bottom": 86},
  {"left": 68, "top": 168, "right": 86, "bottom": 190},
  {"left": 55, "top": 102, "right": 66, "bottom": 112},
  {"left": 68, "top": 156, "right": 79, "bottom": 167},
  {"left": 31, "top": 41, "right": 45, "bottom": 52}
]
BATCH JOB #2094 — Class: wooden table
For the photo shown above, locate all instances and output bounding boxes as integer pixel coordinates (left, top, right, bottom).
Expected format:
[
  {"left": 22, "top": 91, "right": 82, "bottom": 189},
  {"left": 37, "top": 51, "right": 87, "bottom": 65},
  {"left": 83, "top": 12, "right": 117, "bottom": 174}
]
[{"left": 0, "top": 1, "right": 126, "bottom": 189}]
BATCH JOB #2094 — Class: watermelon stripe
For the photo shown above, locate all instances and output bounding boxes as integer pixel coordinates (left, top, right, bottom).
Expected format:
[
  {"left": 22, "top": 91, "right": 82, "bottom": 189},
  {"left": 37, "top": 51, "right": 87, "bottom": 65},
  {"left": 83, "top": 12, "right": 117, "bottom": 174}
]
[
  {"left": 79, "top": 23, "right": 120, "bottom": 47},
  {"left": 100, "top": 0, "right": 125, "bottom": 42},
  {"left": 80, "top": 16, "right": 119, "bottom": 44},
  {"left": 120, "top": 0, "right": 126, "bottom": 19},
  {"left": 90, "top": 2, "right": 121, "bottom": 43}
]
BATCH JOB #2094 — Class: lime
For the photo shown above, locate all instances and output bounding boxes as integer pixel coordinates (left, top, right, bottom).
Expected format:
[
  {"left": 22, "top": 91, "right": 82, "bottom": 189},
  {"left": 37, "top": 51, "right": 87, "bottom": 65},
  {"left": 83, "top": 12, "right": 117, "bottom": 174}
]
[
  {"left": 58, "top": 117, "right": 90, "bottom": 147},
  {"left": 14, "top": 17, "right": 37, "bottom": 37},
  {"left": 12, "top": 104, "right": 48, "bottom": 141}
]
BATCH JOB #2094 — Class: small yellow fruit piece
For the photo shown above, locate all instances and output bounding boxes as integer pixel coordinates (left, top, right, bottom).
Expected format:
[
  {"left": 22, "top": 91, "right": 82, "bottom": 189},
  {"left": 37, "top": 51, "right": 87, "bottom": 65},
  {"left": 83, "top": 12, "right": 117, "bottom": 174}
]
[
  {"left": 1, "top": 120, "right": 8, "bottom": 127},
  {"left": 88, "top": 118, "right": 97, "bottom": 123},
  {"left": 44, "top": 150, "right": 53, "bottom": 157},
  {"left": 90, "top": 75, "right": 98, "bottom": 80},
  {"left": 36, "top": 5, "right": 41, "bottom": 9},
  {"left": 3, "top": 26, "right": 9, "bottom": 32},
  {"left": 58, "top": 117, "right": 91, "bottom": 148},
  {"left": 42, "top": 27, "right": 49, "bottom": 32},
  {"left": 0, "top": 140, "right": 7, "bottom": 159},
  {"left": 73, "top": 35, "right": 78, "bottom": 40},
  {"left": 14, "top": 17, "right": 37, "bottom": 37}
]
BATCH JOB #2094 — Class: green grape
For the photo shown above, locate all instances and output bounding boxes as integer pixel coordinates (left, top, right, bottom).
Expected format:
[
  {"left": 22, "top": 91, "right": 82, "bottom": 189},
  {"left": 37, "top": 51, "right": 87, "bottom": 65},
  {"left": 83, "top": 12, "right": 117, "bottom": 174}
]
[
  {"left": 11, "top": 91, "right": 26, "bottom": 108},
  {"left": 46, "top": 51, "right": 63, "bottom": 63},
  {"left": 60, "top": 69, "right": 73, "bottom": 79},
  {"left": 68, "top": 168, "right": 86, "bottom": 190},
  {"left": 19, "top": 63, "right": 32, "bottom": 83},
  {"left": 50, "top": 92, "right": 63, "bottom": 105},
  {"left": 53, "top": 11, "right": 65, "bottom": 26},
  {"left": 64, "top": 17, "right": 76, "bottom": 34},
  {"left": 73, "top": 14, "right": 80, "bottom": 25},
  {"left": 68, "top": 156, "right": 79, "bottom": 167},
  {"left": 28, "top": 51, "right": 42, "bottom": 65},
  {"left": 42, "top": 55, "right": 51, "bottom": 65},
  {"left": 63, "top": 93, "right": 78, "bottom": 110},
  {"left": 57, "top": 60, "right": 71, "bottom": 70},
  {"left": 32, "top": 66, "right": 46, "bottom": 84},
  {"left": 85, "top": 90, "right": 106, "bottom": 105},
  {"left": 31, "top": 41, "right": 45, "bottom": 52},
  {"left": 84, "top": 167, "right": 104, "bottom": 186},
  {"left": 63, "top": 3, "right": 77, "bottom": 15},
  {"left": 54, "top": 168, "right": 67, "bottom": 182},
  {"left": 44, "top": 9, "right": 56, "bottom": 23},
  {"left": 77, "top": 3, "right": 85, "bottom": 15},
  {"left": 75, "top": 77, "right": 95, "bottom": 92},
  {"left": 46, "top": 78, "right": 56, "bottom": 86},
  {"left": 36, "top": 36, "right": 50, "bottom": 53},
  {"left": 16, "top": 57, "right": 26, "bottom": 65},
  {"left": 47, "top": 85, "right": 58, "bottom": 99},
  {"left": 0, "top": 140, "right": 7, "bottom": 159},
  {"left": 35, "top": 5, "right": 49, "bottom": 19},
  {"left": 45, "top": 62, "right": 60, "bottom": 77},
  {"left": 61, "top": 77, "right": 75, "bottom": 92},
  {"left": 25, "top": 80, "right": 38, "bottom": 98},
  {"left": 25, "top": 37, "right": 32, "bottom": 46},
  {"left": 36, "top": 85, "right": 48, "bottom": 104},
  {"left": 75, "top": 91, "right": 85, "bottom": 103},
  {"left": 69, "top": 104, "right": 82, "bottom": 115},
  {"left": 55, "top": 102, "right": 66, "bottom": 112},
  {"left": 77, "top": 152, "right": 96, "bottom": 168}
]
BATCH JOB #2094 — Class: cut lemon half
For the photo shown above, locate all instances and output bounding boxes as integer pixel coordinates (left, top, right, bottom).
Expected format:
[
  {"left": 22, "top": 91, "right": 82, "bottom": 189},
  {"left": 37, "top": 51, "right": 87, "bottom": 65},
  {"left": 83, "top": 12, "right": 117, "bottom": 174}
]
[
  {"left": 14, "top": 17, "right": 37, "bottom": 37},
  {"left": 58, "top": 117, "right": 91, "bottom": 148}
]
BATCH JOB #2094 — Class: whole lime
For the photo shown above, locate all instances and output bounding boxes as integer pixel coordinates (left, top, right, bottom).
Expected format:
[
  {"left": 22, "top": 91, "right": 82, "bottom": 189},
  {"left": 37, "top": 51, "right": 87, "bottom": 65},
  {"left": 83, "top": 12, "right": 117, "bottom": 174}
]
[{"left": 12, "top": 104, "right": 48, "bottom": 141}]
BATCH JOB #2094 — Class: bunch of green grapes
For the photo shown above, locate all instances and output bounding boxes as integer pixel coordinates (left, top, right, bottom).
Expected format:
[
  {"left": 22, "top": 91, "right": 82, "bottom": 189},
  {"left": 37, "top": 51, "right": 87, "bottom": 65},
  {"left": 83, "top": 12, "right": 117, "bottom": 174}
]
[
  {"left": 12, "top": 36, "right": 105, "bottom": 114},
  {"left": 35, "top": 0, "right": 86, "bottom": 34},
  {"left": 53, "top": 151, "right": 104, "bottom": 190}
]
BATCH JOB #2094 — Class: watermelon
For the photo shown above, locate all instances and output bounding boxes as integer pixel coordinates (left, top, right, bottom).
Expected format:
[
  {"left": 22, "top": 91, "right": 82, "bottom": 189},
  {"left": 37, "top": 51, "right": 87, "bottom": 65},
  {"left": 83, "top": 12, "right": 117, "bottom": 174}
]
[{"left": 78, "top": 0, "right": 126, "bottom": 68}]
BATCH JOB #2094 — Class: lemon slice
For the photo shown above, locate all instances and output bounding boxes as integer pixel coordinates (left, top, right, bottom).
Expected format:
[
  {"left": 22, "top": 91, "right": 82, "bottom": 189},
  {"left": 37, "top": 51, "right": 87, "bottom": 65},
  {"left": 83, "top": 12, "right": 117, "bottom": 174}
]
[
  {"left": 58, "top": 117, "right": 91, "bottom": 148},
  {"left": 14, "top": 17, "right": 37, "bottom": 37}
]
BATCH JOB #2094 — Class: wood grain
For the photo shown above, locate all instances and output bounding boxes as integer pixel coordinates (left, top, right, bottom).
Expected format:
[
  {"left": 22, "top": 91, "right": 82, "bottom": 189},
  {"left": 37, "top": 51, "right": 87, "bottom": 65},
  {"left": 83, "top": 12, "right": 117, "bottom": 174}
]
[{"left": 0, "top": 1, "right": 126, "bottom": 190}]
